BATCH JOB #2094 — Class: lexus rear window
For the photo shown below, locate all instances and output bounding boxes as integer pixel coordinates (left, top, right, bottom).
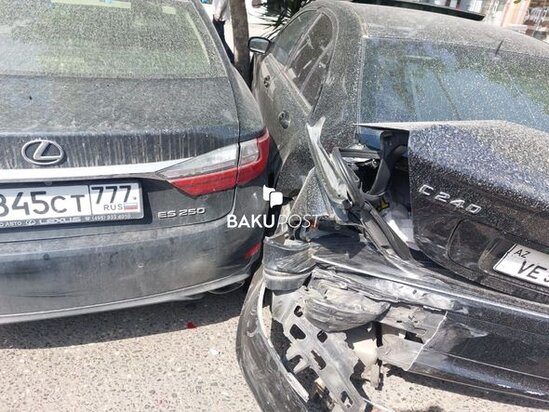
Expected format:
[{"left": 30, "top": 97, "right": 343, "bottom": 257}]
[
  {"left": 0, "top": 0, "right": 225, "bottom": 79},
  {"left": 360, "top": 38, "right": 549, "bottom": 133}
]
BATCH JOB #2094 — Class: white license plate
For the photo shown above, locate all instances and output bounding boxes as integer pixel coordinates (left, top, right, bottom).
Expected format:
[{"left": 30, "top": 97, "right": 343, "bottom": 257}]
[
  {"left": 0, "top": 182, "right": 143, "bottom": 229},
  {"left": 493, "top": 244, "right": 549, "bottom": 288}
]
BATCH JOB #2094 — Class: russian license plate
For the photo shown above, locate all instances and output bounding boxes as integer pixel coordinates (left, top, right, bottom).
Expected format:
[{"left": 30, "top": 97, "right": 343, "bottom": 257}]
[
  {"left": 0, "top": 182, "right": 143, "bottom": 229},
  {"left": 493, "top": 244, "right": 549, "bottom": 288}
]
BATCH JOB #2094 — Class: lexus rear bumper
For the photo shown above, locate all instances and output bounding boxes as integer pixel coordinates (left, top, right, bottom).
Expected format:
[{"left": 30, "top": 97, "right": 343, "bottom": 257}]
[{"left": 0, "top": 186, "right": 266, "bottom": 324}]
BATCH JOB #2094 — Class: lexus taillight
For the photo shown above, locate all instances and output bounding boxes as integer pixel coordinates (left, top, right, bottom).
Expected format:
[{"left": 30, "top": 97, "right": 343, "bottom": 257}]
[{"left": 158, "top": 130, "right": 270, "bottom": 196}]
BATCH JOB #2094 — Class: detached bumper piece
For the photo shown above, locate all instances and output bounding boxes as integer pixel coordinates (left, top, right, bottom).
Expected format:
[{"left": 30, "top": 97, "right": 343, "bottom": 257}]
[{"left": 238, "top": 232, "right": 549, "bottom": 411}]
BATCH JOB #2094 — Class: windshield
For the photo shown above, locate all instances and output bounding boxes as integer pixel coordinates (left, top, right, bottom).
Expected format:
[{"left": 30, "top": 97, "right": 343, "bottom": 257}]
[
  {"left": 0, "top": 0, "right": 224, "bottom": 79},
  {"left": 360, "top": 38, "right": 549, "bottom": 133}
]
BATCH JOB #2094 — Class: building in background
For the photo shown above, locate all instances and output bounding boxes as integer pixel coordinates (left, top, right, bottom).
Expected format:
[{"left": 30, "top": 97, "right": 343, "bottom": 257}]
[
  {"left": 260, "top": 0, "right": 548, "bottom": 42},
  {"left": 480, "top": 0, "right": 547, "bottom": 40},
  {"left": 395, "top": 0, "right": 548, "bottom": 41}
]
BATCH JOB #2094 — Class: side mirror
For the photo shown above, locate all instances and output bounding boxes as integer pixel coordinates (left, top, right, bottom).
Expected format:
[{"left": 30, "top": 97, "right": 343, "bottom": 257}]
[{"left": 248, "top": 37, "right": 271, "bottom": 55}]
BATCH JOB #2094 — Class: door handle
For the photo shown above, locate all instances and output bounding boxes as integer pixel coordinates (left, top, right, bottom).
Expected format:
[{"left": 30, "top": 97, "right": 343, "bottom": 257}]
[
  {"left": 263, "top": 75, "right": 271, "bottom": 88},
  {"left": 278, "top": 111, "right": 290, "bottom": 129}
]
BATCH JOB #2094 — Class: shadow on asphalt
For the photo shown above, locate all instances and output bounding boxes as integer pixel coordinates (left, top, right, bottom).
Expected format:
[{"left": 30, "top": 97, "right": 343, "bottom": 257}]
[
  {"left": 0, "top": 289, "right": 247, "bottom": 349},
  {"left": 387, "top": 368, "right": 549, "bottom": 411}
]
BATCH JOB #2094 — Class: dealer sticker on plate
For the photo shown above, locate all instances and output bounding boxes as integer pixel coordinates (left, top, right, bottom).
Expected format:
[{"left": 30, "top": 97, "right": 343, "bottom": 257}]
[{"left": 493, "top": 244, "right": 549, "bottom": 288}]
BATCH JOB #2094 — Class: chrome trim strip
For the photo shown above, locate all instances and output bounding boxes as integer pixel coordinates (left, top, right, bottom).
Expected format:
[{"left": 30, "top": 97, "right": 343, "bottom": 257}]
[{"left": 0, "top": 158, "right": 188, "bottom": 183}]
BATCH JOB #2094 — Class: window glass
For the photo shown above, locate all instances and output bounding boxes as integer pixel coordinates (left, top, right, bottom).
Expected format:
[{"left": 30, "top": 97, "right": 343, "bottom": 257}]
[
  {"left": 271, "top": 12, "right": 315, "bottom": 66},
  {"left": 0, "top": 1, "right": 224, "bottom": 79},
  {"left": 301, "top": 43, "right": 332, "bottom": 105},
  {"left": 360, "top": 38, "right": 549, "bottom": 132},
  {"left": 287, "top": 15, "right": 332, "bottom": 100}
]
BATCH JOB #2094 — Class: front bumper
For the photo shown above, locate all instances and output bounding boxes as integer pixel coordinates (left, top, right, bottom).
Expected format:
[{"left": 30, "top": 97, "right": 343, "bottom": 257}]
[
  {"left": 0, "top": 186, "right": 266, "bottom": 324},
  {"left": 236, "top": 234, "right": 549, "bottom": 410}
]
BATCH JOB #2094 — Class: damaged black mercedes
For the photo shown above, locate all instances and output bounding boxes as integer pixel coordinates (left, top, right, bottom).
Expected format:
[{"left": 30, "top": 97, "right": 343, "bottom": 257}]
[{"left": 237, "top": 1, "right": 549, "bottom": 410}]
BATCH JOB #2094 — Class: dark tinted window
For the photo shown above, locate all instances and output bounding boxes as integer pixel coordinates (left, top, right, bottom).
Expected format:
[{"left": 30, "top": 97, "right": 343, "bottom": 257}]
[
  {"left": 361, "top": 38, "right": 549, "bottom": 132},
  {"left": 0, "top": 1, "right": 224, "bottom": 79},
  {"left": 272, "top": 12, "right": 315, "bottom": 66},
  {"left": 287, "top": 15, "right": 332, "bottom": 102},
  {"left": 301, "top": 40, "right": 333, "bottom": 105}
]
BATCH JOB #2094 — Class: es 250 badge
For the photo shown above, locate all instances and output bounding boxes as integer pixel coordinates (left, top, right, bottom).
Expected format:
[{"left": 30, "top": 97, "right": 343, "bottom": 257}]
[{"left": 158, "top": 208, "right": 206, "bottom": 219}]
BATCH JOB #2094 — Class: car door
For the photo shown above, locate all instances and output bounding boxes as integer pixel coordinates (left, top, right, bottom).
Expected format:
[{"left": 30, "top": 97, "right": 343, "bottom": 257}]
[
  {"left": 269, "top": 13, "right": 335, "bottom": 195},
  {"left": 252, "top": 11, "right": 317, "bottom": 171}
]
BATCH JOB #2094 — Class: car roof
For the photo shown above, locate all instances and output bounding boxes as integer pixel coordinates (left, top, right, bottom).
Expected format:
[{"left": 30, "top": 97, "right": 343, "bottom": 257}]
[{"left": 314, "top": 1, "right": 549, "bottom": 57}]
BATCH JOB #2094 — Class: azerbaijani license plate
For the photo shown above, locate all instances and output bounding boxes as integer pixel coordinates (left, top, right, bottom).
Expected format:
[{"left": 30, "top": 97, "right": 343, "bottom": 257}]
[
  {"left": 0, "top": 182, "right": 143, "bottom": 229},
  {"left": 493, "top": 244, "right": 549, "bottom": 288}
]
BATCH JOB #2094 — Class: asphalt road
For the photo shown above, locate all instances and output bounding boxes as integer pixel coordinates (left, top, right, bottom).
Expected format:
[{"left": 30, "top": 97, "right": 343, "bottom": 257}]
[
  {"left": 0, "top": 290, "right": 546, "bottom": 412},
  {"left": 0, "top": 291, "right": 258, "bottom": 412}
]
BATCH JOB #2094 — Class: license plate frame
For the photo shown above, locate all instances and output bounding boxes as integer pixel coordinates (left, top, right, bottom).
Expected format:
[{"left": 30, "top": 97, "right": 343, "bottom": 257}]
[
  {"left": 493, "top": 243, "right": 549, "bottom": 288},
  {"left": 0, "top": 181, "right": 143, "bottom": 229}
]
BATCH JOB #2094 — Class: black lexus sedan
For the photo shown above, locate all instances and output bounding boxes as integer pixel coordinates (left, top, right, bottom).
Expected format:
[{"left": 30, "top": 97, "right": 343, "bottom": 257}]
[
  {"left": 238, "top": 1, "right": 549, "bottom": 410},
  {"left": 0, "top": 0, "right": 269, "bottom": 323}
]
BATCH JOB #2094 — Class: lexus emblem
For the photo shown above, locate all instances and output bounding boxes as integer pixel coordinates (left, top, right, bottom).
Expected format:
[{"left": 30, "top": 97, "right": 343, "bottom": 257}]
[{"left": 21, "top": 140, "right": 65, "bottom": 166}]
